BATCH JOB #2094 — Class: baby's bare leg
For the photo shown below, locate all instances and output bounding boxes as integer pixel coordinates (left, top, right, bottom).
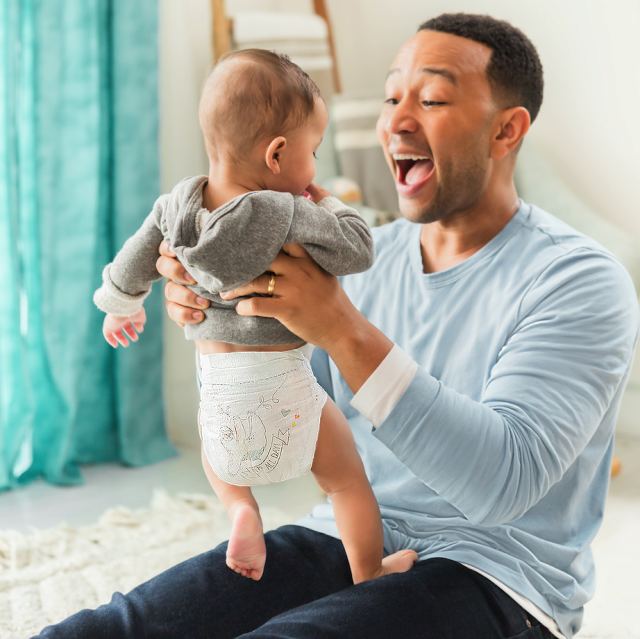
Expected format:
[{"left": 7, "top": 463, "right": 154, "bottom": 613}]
[
  {"left": 312, "top": 398, "right": 418, "bottom": 584},
  {"left": 200, "top": 437, "right": 266, "bottom": 580}
]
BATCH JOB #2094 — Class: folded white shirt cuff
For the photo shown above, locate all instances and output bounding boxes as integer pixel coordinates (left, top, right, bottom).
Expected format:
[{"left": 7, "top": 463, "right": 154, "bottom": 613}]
[{"left": 350, "top": 344, "right": 420, "bottom": 428}]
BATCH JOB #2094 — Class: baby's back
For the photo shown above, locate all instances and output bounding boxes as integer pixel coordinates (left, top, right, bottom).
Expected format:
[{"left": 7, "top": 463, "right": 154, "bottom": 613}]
[{"left": 95, "top": 176, "right": 375, "bottom": 346}]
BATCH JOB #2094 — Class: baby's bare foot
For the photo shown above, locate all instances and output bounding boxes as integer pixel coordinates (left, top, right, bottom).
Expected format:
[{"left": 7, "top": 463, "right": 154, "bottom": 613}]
[
  {"left": 226, "top": 503, "right": 266, "bottom": 580},
  {"left": 380, "top": 549, "right": 418, "bottom": 576},
  {"left": 353, "top": 549, "right": 418, "bottom": 584}
]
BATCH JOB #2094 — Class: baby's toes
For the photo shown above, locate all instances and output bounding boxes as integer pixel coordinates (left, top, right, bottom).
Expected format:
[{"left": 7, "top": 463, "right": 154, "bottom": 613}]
[
  {"left": 227, "top": 559, "right": 242, "bottom": 575},
  {"left": 381, "top": 549, "right": 419, "bottom": 575},
  {"left": 249, "top": 566, "right": 264, "bottom": 581}
]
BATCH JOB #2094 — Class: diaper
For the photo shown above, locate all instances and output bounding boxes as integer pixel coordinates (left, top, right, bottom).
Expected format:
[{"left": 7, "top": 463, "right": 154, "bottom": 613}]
[{"left": 198, "top": 346, "right": 327, "bottom": 486}]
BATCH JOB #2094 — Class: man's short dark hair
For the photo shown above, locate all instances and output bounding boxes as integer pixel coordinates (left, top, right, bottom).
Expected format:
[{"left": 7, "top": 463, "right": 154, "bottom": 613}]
[{"left": 419, "top": 13, "right": 544, "bottom": 123}]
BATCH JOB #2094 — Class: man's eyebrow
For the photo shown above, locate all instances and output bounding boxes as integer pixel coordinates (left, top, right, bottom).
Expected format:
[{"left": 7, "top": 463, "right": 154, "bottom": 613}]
[
  {"left": 421, "top": 67, "right": 457, "bottom": 86},
  {"left": 385, "top": 67, "right": 457, "bottom": 86}
]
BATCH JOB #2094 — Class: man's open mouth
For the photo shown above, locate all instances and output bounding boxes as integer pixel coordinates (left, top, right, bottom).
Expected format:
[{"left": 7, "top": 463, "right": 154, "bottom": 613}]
[{"left": 393, "top": 153, "right": 435, "bottom": 186}]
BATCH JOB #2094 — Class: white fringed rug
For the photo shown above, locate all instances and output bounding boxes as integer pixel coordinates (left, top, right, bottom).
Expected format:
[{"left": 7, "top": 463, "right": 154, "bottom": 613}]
[
  {"left": 0, "top": 490, "right": 637, "bottom": 639},
  {"left": 0, "top": 491, "right": 291, "bottom": 638}
]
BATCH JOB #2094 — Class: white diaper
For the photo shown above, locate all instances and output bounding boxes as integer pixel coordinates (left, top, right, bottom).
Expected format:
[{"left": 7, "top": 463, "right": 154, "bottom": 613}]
[{"left": 198, "top": 346, "right": 327, "bottom": 486}]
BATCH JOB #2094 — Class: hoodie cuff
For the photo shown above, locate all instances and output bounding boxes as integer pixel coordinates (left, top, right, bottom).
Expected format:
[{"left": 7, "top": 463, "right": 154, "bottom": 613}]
[{"left": 93, "top": 264, "right": 150, "bottom": 317}]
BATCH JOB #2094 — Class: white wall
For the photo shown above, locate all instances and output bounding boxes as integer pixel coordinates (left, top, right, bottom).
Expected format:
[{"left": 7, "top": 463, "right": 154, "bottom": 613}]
[
  {"left": 160, "top": 0, "right": 640, "bottom": 445},
  {"left": 160, "top": 0, "right": 212, "bottom": 449}
]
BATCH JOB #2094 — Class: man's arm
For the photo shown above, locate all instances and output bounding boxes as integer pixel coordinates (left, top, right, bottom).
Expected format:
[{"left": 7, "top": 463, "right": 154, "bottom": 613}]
[{"left": 369, "top": 250, "right": 638, "bottom": 526}]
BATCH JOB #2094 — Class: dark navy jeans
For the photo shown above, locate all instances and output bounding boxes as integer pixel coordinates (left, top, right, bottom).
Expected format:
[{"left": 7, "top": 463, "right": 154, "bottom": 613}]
[{"left": 35, "top": 525, "right": 553, "bottom": 639}]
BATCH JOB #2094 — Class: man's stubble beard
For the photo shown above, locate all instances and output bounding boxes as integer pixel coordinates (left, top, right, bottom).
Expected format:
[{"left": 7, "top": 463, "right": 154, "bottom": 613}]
[{"left": 400, "top": 137, "right": 491, "bottom": 226}]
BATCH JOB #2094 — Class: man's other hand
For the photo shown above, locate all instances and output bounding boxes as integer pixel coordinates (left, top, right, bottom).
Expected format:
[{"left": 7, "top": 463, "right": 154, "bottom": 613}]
[{"left": 157, "top": 241, "right": 209, "bottom": 328}]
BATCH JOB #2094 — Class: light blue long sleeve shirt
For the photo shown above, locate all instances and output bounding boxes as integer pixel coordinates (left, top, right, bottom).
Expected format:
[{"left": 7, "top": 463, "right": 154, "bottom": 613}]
[{"left": 299, "top": 201, "right": 638, "bottom": 639}]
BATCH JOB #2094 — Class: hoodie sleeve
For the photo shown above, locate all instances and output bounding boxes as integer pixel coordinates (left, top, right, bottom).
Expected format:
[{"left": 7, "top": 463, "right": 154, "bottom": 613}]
[
  {"left": 286, "top": 196, "right": 376, "bottom": 276},
  {"left": 93, "top": 196, "right": 167, "bottom": 317}
]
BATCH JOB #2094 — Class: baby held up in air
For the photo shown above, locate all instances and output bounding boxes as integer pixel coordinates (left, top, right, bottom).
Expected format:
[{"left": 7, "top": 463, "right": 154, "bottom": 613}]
[{"left": 94, "top": 49, "right": 417, "bottom": 584}]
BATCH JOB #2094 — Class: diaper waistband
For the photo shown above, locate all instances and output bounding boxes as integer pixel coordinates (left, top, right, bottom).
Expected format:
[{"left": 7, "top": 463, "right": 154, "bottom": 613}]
[{"left": 199, "top": 345, "right": 311, "bottom": 371}]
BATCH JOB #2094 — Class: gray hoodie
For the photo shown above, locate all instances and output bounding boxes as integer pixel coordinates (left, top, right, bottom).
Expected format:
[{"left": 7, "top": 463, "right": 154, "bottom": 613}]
[{"left": 94, "top": 176, "right": 376, "bottom": 345}]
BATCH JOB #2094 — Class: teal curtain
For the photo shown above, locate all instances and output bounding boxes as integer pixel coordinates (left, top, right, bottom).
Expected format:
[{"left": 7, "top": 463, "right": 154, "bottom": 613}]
[{"left": 0, "top": 0, "right": 176, "bottom": 491}]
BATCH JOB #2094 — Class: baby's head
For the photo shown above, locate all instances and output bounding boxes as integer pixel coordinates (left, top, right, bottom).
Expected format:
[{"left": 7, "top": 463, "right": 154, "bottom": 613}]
[{"left": 199, "top": 49, "right": 328, "bottom": 195}]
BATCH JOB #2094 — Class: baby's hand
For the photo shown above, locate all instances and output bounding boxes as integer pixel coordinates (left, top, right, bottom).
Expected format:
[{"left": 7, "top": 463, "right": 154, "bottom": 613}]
[
  {"left": 304, "top": 183, "right": 333, "bottom": 204},
  {"left": 103, "top": 308, "right": 146, "bottom": 348}
]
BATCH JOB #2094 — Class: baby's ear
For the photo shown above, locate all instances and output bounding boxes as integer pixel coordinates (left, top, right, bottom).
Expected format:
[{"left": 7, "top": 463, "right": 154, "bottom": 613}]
[{"left": 264, "top": 136, "right": 287, "bottom": 175}]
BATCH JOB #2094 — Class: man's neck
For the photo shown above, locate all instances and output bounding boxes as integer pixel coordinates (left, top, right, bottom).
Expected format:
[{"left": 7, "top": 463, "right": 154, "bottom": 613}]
[{"left": 419, "top": 185, "right": 520, "bottom": 274}]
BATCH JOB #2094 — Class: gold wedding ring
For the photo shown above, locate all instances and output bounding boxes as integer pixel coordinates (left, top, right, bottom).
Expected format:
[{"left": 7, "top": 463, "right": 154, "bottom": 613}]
[{"left": 267, "top": 273, "right": 276, "bottom": 297}]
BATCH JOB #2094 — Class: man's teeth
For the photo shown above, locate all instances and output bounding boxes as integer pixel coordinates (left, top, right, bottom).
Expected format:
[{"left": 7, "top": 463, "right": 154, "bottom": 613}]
[{"left": 392, "top": 154, "right": 430, "bottom": 161}]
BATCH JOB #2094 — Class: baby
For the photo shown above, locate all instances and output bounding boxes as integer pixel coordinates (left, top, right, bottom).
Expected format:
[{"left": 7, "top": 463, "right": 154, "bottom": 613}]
[{"left": 94, "top": 49, "right": 417, "bottom": 583}]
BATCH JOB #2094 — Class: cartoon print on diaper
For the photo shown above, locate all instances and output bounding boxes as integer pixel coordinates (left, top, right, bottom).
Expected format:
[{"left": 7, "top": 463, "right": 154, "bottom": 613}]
[
  {"left": 215, "top": 410, "right": 267, "bottom": 477},
  {"left": 206, "top": 375, "right": 301, "bottom": 482},
  {"left": 280, "top": 408, "right": 301, "bottom": 429}
]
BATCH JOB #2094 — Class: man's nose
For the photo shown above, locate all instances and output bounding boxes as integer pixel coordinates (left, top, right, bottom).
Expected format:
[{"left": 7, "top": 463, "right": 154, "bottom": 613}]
[{"left": 384, "top": 98, "right": 419, "bottom": 136}]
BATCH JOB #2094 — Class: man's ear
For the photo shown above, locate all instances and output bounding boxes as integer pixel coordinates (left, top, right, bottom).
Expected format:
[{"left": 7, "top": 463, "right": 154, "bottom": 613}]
[
  {"left": 265, "top": 136, "right": 287, "bottom": 175},
  {"left": 490, "top": 107, "right": 530, "bottom": 160}
]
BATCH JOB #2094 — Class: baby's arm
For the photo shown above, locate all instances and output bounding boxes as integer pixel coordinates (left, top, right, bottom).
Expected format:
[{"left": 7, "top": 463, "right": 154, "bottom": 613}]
[
  {"left": 288, "top": 184, "right": 376, "bottom": 276},
  {"left": 94, "top": 197, "right": 167, "bottom": 345}
]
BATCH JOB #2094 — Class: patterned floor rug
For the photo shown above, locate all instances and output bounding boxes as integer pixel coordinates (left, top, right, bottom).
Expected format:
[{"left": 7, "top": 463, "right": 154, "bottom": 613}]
[{"left": 0, "top": 490, "right": 637, "bottom": 638}]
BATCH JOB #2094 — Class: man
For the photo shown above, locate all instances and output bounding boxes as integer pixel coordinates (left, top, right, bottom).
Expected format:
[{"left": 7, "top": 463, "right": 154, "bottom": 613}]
[{"left": 38, "top": 13, "right": 637, "bottom": 639}]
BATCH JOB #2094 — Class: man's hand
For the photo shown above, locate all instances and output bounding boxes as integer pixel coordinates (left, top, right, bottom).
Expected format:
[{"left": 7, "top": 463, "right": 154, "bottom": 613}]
[
  {"left": 219, "top": 244, "right": 352, "bottom": 350},
  {"left": 156, "top": 241, "right": 210, "bottom": 328},
  {"left": 220, "top": 244, "right": 394, "bottom": 392},
  {"left": 103, "top": 309, "right": 146, "bottom": 348}
]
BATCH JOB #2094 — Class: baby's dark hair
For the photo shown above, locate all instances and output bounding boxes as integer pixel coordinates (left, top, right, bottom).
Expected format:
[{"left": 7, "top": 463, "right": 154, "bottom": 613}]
[{"left": 199, "top": 49, "right": 323, "bottom": 161}]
